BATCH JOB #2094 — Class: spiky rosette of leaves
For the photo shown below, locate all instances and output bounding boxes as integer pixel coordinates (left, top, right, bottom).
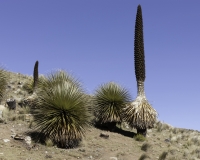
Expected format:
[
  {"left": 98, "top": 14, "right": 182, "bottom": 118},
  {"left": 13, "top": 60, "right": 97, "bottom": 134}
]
[
  {"left": 32, "top": 70, "right": 91, "bottom": 148},
  {"left": 0, "top": 67, "right": 8, "bottom": 100},
  {"left": 38, "top": 70, "right": 81, "bottom": 90},
  {"left": 33, "top": 61, "right": 39, "bottom": 90},
  {"left": 123, "top": 96, "right": 157, "bottom": 129},
  {"left": 93, "top": 82, "right": 131, "bottom": 125},
  {"left": 134, "top": 5, "right": 145, "bottom": 82}
]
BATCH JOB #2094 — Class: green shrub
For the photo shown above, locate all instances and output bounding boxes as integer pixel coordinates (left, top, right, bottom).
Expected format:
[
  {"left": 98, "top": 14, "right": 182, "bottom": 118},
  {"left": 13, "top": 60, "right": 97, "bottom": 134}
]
[
  {"left": 32, "top": 70, "right": 91, "bottom": 148},
  {"left": 45, "top": 138, "right": 54, "bottom": 147},
  {"left": 141, "top": 142, "right": 151, "bottom": 151},
  {"left": 134, "top": 134, "right": 146, "bottom": 142}
]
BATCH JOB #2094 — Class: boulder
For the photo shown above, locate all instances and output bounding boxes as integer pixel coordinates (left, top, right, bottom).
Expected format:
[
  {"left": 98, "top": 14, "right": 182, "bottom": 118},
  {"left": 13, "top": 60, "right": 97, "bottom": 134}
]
[
  {"left": 24, "top": 136, "right": 31, "bottom": 145},
  {"left": 6, "top": 99, "right": 16, "bottom": 110},
  {"left": 0, "top": 105, "right": 5, "bottom": 119},
  {"left": 0, "top": 105, "right": 5, "bottom": 111},
  {"left": 100, "top": 132, "right": 109, "bottom": 139}
]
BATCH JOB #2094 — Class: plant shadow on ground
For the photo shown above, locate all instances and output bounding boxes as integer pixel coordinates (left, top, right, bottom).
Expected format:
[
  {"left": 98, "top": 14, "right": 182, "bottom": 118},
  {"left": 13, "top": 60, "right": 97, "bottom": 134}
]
[
  {"left": 113, "top": 126, "right": 136, "bottom": 138},
  {"left": 26, "top": 131, "right": 46, "bottom": 144},
  {"left": 94, "top": 122, "right": 136, "bottom": 138}
]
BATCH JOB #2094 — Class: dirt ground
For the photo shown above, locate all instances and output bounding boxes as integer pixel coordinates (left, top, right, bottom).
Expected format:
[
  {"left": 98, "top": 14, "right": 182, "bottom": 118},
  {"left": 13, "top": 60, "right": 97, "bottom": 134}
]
[{"left": 1, "top": 116, "right": 200, "bottom": 160}]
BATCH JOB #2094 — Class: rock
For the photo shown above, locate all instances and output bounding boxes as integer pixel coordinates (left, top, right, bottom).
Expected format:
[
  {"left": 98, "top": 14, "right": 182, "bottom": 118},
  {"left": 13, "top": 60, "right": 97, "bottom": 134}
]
[
  {"left": 165, "top": 139, "right": 170, "bottom": 143},
  {"left": 0, "top": 110, "right": 3, "bottom": 119},
  {"left": 0, "top": 106, "right": 5, "bottom": 122},
  {"left": 25, "top": 136, "right": 31, "bottom": 145},
  {"left": 11, "top": 130, "right": 16, "bottom": 138},
  {"left": 6, "top": 99, "right": 16, "bottom": 110},
  {"left": 14, "top": 134, "right": 24, "bottom": 140},
  {"left": 78, "top": 149, "right": 85, "bottom": 152},
  {"left": 110, "top": 157, "right": 118, "bottom": 160},
  {"left": 100, "top": 132, "right": 109, "bottom": 139},
  {"left": 45, "top": 154, "right": 53, "bottom": 158},
  {"left": 0, "top": 105, "right": 5, "bottom": 111},
  {"left": 3, "top": 139, "right": 10, "bottom": 142},
  {"left": 7, "top": 85, "right": 11, "bottom": 89}
]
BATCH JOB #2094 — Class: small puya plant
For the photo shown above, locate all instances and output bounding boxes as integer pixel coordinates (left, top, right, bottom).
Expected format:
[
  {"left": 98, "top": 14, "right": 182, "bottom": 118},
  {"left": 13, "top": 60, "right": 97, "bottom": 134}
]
[
  {"left": 33, "top": 60, "right": 39, "bottom": 91},
  {"left": 123, "top": 5, "right": 157, "bottom": 136}
]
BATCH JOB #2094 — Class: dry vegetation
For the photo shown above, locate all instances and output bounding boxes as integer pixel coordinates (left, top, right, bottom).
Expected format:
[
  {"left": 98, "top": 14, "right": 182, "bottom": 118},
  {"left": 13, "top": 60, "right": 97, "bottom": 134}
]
[{"left": 0, "top": 72, "right": 200, "bottom": 160}]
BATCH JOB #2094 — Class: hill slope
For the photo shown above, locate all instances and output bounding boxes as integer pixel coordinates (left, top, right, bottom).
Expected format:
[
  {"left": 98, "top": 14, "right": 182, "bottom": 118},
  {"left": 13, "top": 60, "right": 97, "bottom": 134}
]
[{"left": 0, "top": 72, "right": 199, "bottom": 160}]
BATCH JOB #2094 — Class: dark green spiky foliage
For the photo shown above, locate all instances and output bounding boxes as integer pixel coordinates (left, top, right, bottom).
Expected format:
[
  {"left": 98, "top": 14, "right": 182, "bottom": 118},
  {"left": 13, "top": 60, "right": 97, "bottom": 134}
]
[
  {"left": 93, "top": 82, "right": 131, "bottom": 130},
  {"left": 0, "top": 67, "right": 8, "bottom": 101},
  {"left": 32, "top": 70, "right": 91, "bottom": 148},
  {"left": 33, "top": 61, "right": 39, "bottom": 90},
  {"left": 134, "top": 5, "right": 145, "bottom": 82}
]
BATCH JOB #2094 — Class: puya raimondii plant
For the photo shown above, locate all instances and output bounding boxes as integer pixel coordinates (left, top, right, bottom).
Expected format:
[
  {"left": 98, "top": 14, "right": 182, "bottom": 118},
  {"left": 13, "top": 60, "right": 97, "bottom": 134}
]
[
  {"left": 32, "top": 70, "right": 92, "bottom": 148},
  {"left": 93, "top": 82, "right": 131, "bottom": 131},
  {"left": 123, "top": 5, "right": 157, "bottom": 136},
  {"left": 23, "top": 61, "right": 39, "bottom": 94},
  {"left": 33, "top": 60, "right": 39, "bottom": 91}
]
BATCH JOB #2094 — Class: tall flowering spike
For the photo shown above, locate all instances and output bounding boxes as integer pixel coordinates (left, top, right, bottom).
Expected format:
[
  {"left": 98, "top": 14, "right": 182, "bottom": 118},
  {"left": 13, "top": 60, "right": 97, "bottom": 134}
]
[
  {"left": 134, "top": 5, "right": 145, "bottom": 82},
  {"left": 33, "top": 60, "right": 39, "bottom": 89},
  {"left": 123, "top": 5, "right": 157, "bottom": 137}
]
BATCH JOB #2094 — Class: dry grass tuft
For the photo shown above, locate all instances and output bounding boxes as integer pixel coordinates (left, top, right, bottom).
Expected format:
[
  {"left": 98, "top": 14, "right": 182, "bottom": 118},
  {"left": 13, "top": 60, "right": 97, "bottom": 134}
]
[
  {"left": 2, "top": 108, "right": 17, "bottom": 121},
  {"left": 138, "top": 153, "right": 150, "bottom": 160},
  {"left": 158, "top": 151, "right": 168, "bottom": 160},
  {"left": 134, "top": 134, "right": 146, "bottom": 142},
  {"left": 155, "top": 121, "right": 172, "bottom": 132},
  {"left": 168, "top": 157, "right": 178, "bottom": 160},
  {"left": 45, "top": 138, "right": 54, "bottom": 147},
  {"left": 141, "top": 142, "right": 151, "bottom": 152}
]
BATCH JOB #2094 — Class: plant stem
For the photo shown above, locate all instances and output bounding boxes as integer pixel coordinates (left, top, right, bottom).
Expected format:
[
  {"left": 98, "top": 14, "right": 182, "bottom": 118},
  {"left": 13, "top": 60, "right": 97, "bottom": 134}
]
[{"left": 137, "top": 81, "right": 145, "bottom": 98}]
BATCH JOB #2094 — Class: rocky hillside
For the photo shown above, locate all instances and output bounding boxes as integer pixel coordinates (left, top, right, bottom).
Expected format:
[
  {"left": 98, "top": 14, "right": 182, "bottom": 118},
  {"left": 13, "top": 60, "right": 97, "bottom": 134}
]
[{"left": 0, "top": 71, "right": 200, "bottom": 160}]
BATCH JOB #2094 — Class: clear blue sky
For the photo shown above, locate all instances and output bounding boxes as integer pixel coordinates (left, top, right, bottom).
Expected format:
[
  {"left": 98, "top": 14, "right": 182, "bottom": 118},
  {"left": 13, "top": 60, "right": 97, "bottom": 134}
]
[{"left": 1, "top": 1, "right": 200, "bottom": 131}]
